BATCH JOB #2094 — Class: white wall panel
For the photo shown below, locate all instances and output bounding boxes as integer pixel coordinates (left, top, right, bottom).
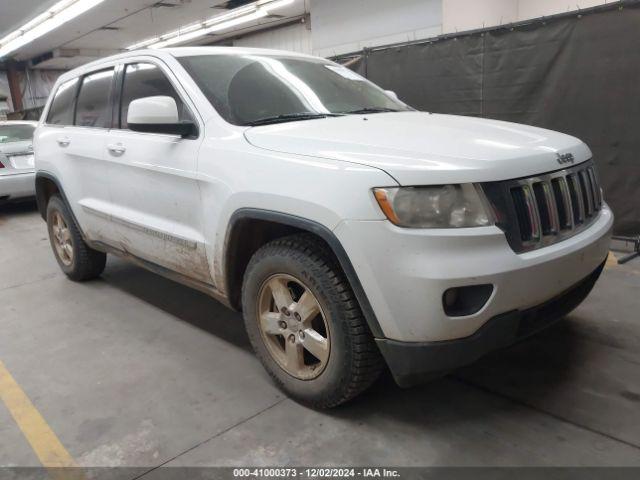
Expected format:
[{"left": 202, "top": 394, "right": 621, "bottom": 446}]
[
  {"left": 444, "top": 0, "right": 517, "bottom": 33},
  {"left": 310, "top": 0, "right": 442, "bottom": 57},
  {"left": 517, "top": 0, "right": 612, "bottom": 19},
  {"left": 443, "top": 0, "right": 616, "bottom": 34},
  {"left": 233, "top": 21, "right": 313, "bottom": 54},
  {"left": 308, "top": 0, "right": 610, "bottom": 57}
]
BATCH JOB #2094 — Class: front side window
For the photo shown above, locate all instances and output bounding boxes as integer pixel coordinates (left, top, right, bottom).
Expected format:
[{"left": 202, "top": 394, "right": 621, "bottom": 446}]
[
  {"left": 177, "top": 54, "right": 412, "bottom": 126},
  {"left": 46, "top": 77, "right": 79, "bottom": 126},
  {"left": 75, "top": 69, "right": 115, "bottom": 128},
  {"left": 0, "top": 124, "right": 35, "bottom": 144},
  {"left": 120, "top": 63, "right": 192, "bottom": 130}
]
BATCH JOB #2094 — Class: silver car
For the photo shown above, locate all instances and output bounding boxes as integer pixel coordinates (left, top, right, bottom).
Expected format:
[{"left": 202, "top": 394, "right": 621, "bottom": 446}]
[{"left": 0, "top": 121, "right": 37, "bottom": 202}]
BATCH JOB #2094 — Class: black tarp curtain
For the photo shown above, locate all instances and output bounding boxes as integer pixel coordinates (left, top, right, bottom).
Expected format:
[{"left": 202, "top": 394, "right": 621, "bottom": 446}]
[{"left": 338, "top": 1, "right": 640, "bottom": 235}]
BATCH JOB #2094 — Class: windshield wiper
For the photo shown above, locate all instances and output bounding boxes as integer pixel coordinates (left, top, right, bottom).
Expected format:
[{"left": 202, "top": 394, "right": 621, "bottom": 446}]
[
  {"left": 244, "top": 112, "right": 341, "bottom": 126},
  {"left": 340, "top": 107, "right": 401, "bottom": 115}
]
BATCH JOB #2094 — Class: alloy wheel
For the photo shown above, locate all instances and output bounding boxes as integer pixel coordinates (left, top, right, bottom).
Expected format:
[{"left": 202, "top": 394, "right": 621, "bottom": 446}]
[
  {"left": 51, "top": 211, "right": 74, "bottom": 267},
  {"left": 257, "top": 274, "right": 330, "bottom": 380}
]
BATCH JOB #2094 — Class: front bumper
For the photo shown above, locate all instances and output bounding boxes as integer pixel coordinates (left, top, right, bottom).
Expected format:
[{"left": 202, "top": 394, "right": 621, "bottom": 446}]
[
  {"left": 334, "top": 204, "right": 612, "bottom": 343},
  {"left": 376, "top": 260, "right": 604, "bottom": 386},
  {"left": 0, "top": 172, "right": 36, "bottom": 200}
]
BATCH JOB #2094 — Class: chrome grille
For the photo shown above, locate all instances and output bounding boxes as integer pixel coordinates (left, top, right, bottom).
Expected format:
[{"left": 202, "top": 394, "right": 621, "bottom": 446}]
[{"left": 482, "top": 161, "right": 603, "bottom": 253}]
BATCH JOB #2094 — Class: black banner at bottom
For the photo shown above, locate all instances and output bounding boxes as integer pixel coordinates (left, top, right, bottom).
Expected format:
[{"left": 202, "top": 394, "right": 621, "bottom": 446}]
[{"left": 0, "top": 467, "right": 639, "bottom": 480}]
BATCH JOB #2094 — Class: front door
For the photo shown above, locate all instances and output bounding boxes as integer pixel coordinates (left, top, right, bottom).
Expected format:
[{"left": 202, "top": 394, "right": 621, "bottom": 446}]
[{"left": 104, "top": 61, "right": 210, "bottom": 284}]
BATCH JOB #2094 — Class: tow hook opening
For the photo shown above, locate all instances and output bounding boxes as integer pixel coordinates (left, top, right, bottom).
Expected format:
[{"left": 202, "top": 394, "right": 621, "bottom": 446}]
[{"left": 443, "top": 284, "right": 494, "bottom": 317}]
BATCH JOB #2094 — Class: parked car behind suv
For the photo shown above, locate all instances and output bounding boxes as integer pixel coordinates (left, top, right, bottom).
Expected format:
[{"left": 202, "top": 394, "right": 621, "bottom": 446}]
[
  {"left": 0, "top": 120, "right": 37, "bottom": 203},
  {"left": 34, "top": 47, "right": 612, "bottom": 408}
]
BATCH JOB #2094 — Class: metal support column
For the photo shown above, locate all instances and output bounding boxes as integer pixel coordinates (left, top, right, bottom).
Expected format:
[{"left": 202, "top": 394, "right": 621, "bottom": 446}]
[{"left": 6, "top": 61, "right": 23, "bottom": 113}]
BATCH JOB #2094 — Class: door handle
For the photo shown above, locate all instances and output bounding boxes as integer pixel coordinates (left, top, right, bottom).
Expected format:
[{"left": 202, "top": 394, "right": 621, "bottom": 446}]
[
  {"left": 107, "top": 143, "right": 126, "bottom": 156},
  {"left": 57, "top": 137, "right": 70, "bottom": 147}
]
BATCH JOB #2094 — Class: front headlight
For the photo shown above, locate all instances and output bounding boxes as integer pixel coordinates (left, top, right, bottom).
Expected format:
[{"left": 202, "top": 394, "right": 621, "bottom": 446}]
[{"left": 373, "top": 184, "right": 494, "bottom": 228}]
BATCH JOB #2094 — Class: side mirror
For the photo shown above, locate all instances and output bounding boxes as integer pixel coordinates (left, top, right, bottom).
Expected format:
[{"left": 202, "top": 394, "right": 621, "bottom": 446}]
[
  {"left": 127, "top": 96, "right": 196, "bottom": 137},
  {"left": 385, "top": 90, "right": 399, "bottom": 100}
]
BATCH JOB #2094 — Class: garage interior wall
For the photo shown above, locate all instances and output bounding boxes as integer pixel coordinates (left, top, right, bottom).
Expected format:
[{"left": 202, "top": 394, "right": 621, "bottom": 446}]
[
  {"left": 0, "top": 71, "right": 11, "bottom": 114},
  {"left": 309, "top": 0, "right": 616, "bottom": 57},
  {"left": 442, "top": 0, "right": 611, "bottom": 33},
  {"left": 233, "top": 21, "right": 312, "bottom": 54},
  {"left": 1, "top": 0, "right": 618, "bottom": 114},
  {"left": 338, "top": 2, "right": 640, "bottom": 236},
  {"left": 18, "top": 69, "right": 65, "bottom": 110},
  {"left": 310, "top": 0, "right": 443, "bottom": 57}
]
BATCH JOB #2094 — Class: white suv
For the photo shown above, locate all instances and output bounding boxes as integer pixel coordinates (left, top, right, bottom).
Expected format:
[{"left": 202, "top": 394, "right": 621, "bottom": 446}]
[{"left": 34, "top": 47, "right": 612, "bottom": 408}]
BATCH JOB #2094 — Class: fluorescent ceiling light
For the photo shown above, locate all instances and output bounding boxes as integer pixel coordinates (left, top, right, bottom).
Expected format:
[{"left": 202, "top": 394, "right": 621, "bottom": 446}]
[
  {"left": 259, "top": 0, "right": 295, "bottom": 11},
  {"left": 203, "top": 4, "right": 258, "bottom": 26},
  {"left": 127, "top": 0, "right": 296, "bottom": 51},
  {"left": 151, "top": 10, "right": 268, "bottom": 49},
  {"left": 0, "top": 0, "right": 106, "bottom": 59}
]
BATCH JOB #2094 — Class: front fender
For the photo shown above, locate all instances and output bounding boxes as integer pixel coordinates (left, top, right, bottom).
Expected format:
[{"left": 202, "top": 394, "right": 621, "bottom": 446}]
[{"left": 223, "top": 208, "right": 385, "bottom": 338}]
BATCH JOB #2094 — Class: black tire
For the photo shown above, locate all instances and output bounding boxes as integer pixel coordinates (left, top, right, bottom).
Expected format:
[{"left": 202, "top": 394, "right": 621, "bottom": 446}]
[
  {"left": 46, "top": 195, "right": 106, "bottom": 281},
  {"left": 242, "top": 233, "right": 383, "bottom": 408}
]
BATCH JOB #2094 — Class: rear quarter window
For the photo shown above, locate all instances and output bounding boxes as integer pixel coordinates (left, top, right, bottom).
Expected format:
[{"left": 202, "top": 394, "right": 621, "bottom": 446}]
[
  {"left": 46, "top": 77, "right": 79, "bottom": 126},
  {"left": 0, "top": 124, "right": 35, "bottom": 143}
]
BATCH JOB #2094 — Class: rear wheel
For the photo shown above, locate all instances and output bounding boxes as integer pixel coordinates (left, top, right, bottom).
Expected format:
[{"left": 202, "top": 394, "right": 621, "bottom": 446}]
[
  {"left": 242, "top": 234, "right": 383, "bottom": 408},
  {"left": 46, "top": 195, "right": 106, "bottom": 281}
]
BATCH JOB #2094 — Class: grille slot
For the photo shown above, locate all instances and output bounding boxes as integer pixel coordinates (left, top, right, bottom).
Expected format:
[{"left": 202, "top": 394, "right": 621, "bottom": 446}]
[
  {"left": 567, "top": 174, "right": 584, "bottom": 224},
  {"left": 579, "top": 170, "right": 594, "bottom": 216},
  {"left": 511, "top": 187, "right": 533, "bottom": 241},
  {"left": 551, "top": 178, "right": 571, "bottom": 230},
  {"left": 532, "top": 182, "right": 554, "bottom": 235},
  {"left": 587, "top": 167, "right": 601, "bottom": 208},
  {"left": 483, "top": 160, "right": 603, "bottom": 253}
]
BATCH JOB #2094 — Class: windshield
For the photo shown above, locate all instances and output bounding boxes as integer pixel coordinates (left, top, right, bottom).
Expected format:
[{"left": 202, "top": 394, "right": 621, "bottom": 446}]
[
  {"left": 177, "top": 54, "right": 412, "bottom": 126},
  {"left": 0, "top": 124, "right": 35, "bottom": 144}
]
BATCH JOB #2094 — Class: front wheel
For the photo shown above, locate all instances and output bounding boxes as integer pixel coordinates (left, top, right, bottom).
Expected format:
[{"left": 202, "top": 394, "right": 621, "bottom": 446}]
[{"left": 241, "top": 234, "right": 383, "bottom": 408}]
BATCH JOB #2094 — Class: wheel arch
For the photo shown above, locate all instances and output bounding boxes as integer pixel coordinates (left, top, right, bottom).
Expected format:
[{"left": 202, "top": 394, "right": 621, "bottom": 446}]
[
  {"left": 35, "top": 172, "right": 65, "bottom": 220},
  {"left": 224, "top": 208, "right": 384, "bottom": 338}
]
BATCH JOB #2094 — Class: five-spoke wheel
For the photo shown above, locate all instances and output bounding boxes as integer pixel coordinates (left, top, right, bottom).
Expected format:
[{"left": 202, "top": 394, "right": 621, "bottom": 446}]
[
  {"left": 242, "top": 234, "right": 383, "bottom": 408},
  {"left": 46, "top": 195, "right": 106, "bottom": 281},
  {"left": 51, "top": 210, "right": 74, "bottom": 266},
  {"left": 258, "top": 274, "right": 330, "bottom": 380}
]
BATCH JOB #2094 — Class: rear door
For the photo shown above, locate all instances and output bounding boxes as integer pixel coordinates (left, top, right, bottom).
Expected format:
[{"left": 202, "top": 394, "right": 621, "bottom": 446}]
[
  {"left": 37, "top": 68, "right": 116, "bottom": 242},
  {"left": 104, "top": 60, "right": 210, "bottom": 283}
]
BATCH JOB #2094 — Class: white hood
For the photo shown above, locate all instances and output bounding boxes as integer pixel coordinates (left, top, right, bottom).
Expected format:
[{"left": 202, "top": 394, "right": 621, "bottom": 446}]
[{"left": 244, "top": 112, "right": 591, "bottom": 185}]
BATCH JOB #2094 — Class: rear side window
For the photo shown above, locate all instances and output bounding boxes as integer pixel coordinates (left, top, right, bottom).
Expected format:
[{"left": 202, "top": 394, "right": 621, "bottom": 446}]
[
  {"left": 120, "top": 63, "right": 192, "bottom": 129},
  {"left": 75, "top": 69, "right": 115, "bottom": 128},
  {"left": 0, "top": 124, "right": 35, "bottom": 143},
  {"left": 46, "top": 78, "right": 79, "bottom": 125}
]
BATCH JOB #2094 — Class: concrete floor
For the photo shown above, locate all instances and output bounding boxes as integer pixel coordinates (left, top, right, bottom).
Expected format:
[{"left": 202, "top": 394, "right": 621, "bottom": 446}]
[{"left": 1, "top": 201, "right": 640, "bottom": 471}]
